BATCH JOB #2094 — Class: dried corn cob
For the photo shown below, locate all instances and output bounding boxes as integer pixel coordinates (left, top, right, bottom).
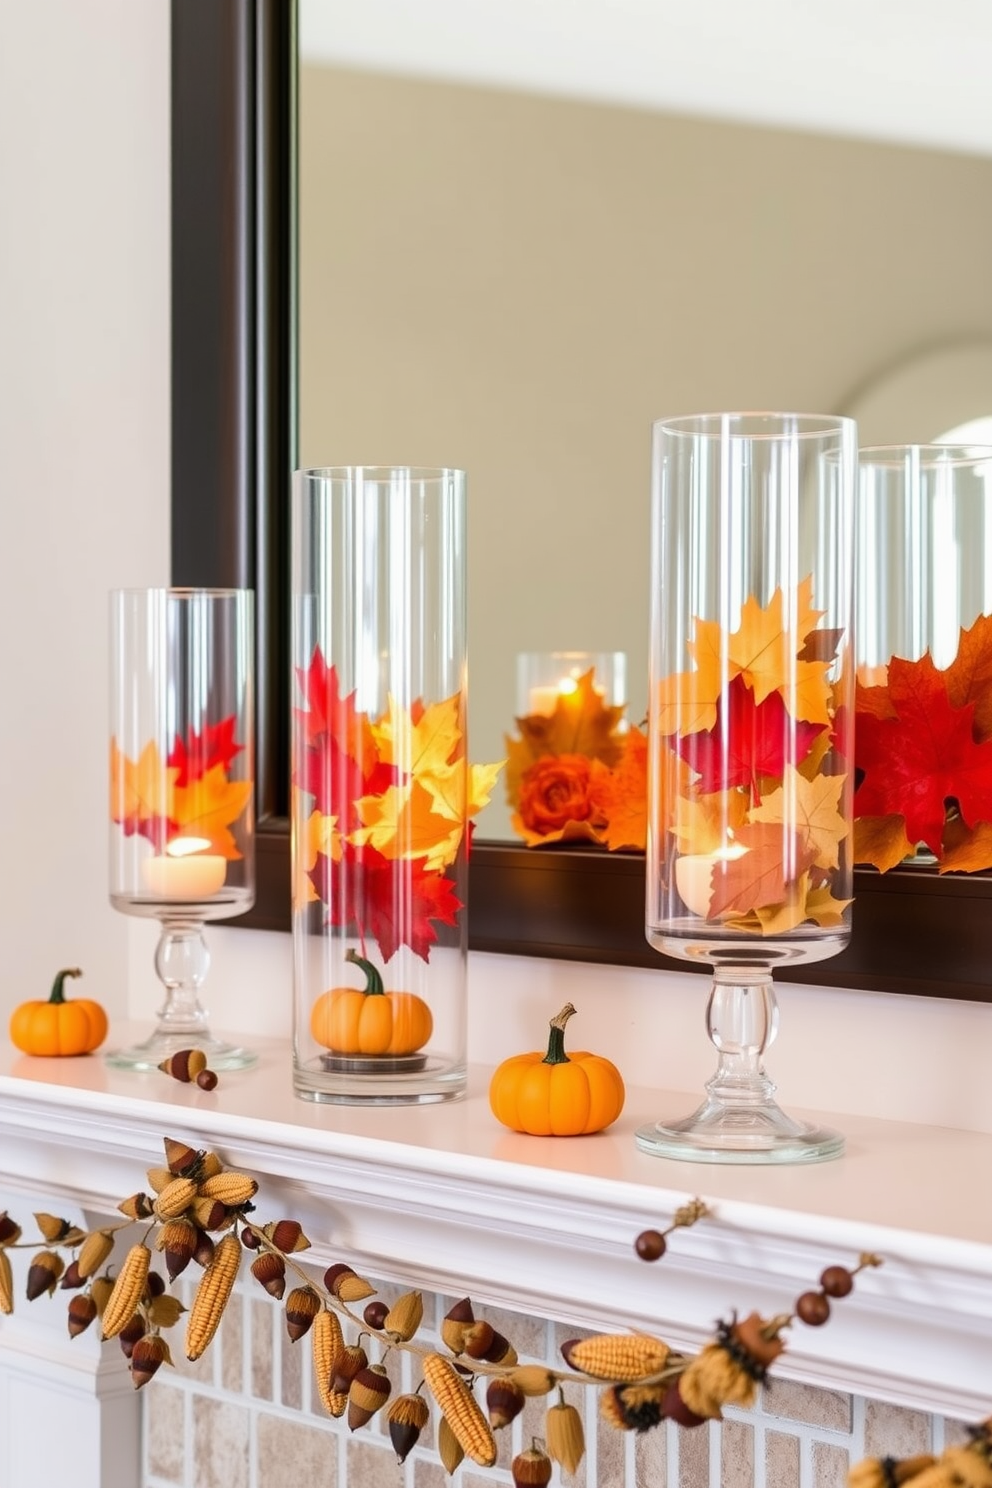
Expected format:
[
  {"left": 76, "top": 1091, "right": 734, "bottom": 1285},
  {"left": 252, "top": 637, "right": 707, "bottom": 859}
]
[
  {"left": 198, "top": 1172, "right": 258, "bottom": 1207},
  {"left": 546, "top": 1396, "right": 585, "bottom": 1473},
  {"left": 76, "top": 1229, "right": 115, "bottom": 1279},
  {"left": 422, "top": 1352, "right": 497, "bottom": 1468},
  {"left": 560, "top": 1333, "right": 670, "bottom": 1382},
  {"left": 153, "top": 1176, "right": 198, "bottom": 1221},
  {"left": 101, "top": 1243, "right": 151, "bottom": 1339},
  {"left": 185, "top": 1232, "right": 241, "bottom": 1360},
  {"left": 311, "top": 1307, "right": 347, "bottom": 1418},
  {"left": 0, "top": 1249, "right": 13, "bottom": 1315}
]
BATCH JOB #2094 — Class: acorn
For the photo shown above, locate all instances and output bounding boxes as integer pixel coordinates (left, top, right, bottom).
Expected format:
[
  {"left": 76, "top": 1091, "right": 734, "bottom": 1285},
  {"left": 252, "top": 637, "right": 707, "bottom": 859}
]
[
  {"left": 191, "top": 1231, "right": 216, "bottom": 1268},
  {"left": 144, "top": 1270, "right": 167, "bottom": 1300},
  {"left": 156, "top": 1218, "right": 199, "bottom": 1280},
  {"left": 60, "top": 1260, "right": 86, "bottom": 1291},
  {"left": 330, "top": 1343, "right": 368, "bottom": 1395},
  {"left": 512, "top": 1442, "right": 553, "bottom": 1487},
  {"left": 0, "top": 1214, "right": 22, "bottom": 1246},
  {"left": 26, "top": 1250, "right": 64, "bottom": 1300},
  {"left": 284, "top": 1285, "right": 320, "bottom": 1341},
  {"left": 387, "top": 1392, "right": 430, "bottom": 1464},
  {"left": 196, "top": 1069, "right": 219, "bottom": 1092},
  {"left": 118, "top": 1313, "right": 146, "bottom": 1359},
  {"left": 323, "top": 1262, "right": 375, "bottom": 1303},
  {"left": 661, "top": 1380, "right": 708, "bottom": 1428},
  {"left": 347, "top": 1362, "right": 392, "bottom": 1431},
  {"left": 250, "top": 1252, "right": 287, "bottom": 1300},
  {"left": 130, "top": 1333, "right": 172, "bottom": 1388},
  {"left": 635, "top": 1228, "right": 667, "bottom": 1262},
  {"left": 67, "top": 1293, "right": 98, "bottom": 1338},
  {"left": 158, "top": 1049, "right": 207, "bottom": 1083},
  {"left": 486, "top": 1376, "right": 525, "bottom": 1429},
  {"left": 33, "top": 1213, "right": 75, "bottom": 1244},
  {"left": 796, "top": 1291, "right": 831, "bottom": 1326},
  {"left": 441, "top": 1296, "right": 474, "bottom": 1354},
  {"left": 265, "top": 1220, "right": 310, "bottom": 1254},
  {"left": 89, "top": 1276, "right": 115, "bottom": 1318},
  {"left": 163, "top": 1138, "right": 206, "bottom": 1177},
  {"left": 118, "top": 1193, "right": 155, "bottom": 1222},
  {"left": 191, "top": 1197, "right": 230, "bottom": 1233}
]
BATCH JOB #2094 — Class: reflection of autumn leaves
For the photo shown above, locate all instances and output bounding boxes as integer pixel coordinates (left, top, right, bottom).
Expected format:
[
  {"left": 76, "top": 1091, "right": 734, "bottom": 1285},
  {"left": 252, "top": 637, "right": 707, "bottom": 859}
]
[
  {"left": 854, "top": 615, "right": 992, "bottom": 873},
  {"left": 110, "top": 727, "right": 251, "bottom": 859},
  {"left": 293, "top": 650, "right": 503, "bottom": 962},
  {"left": 663, "top": 582, "right": 852, "bottom": 934},
  {"left": 505, "top": 672, "right": 647, "bottom": 850}
]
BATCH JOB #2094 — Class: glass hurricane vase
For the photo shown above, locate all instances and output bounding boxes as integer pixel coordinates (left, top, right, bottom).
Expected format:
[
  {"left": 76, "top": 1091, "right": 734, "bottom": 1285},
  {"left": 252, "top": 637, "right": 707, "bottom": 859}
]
[
  {"left": 292, "top": 467, "right": 468, "bottom": 1104},
  {"left": 640, "top": 412, "right": 857, "bottom": 1163},
  {"left": 107, "top": 588, "right": 256, "bottom": 1071}
]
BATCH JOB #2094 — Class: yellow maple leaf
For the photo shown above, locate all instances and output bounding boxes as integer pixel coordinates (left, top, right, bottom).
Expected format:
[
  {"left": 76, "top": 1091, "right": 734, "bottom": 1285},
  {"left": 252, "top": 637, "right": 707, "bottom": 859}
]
[
  {"left": 511, "top": 670, "right": 625, "bottom": 769},
  {"left": 754, "top": 873, "right": 811, "bottom": 936},
  {"left": 372, "top": 693, "right": 463, "bottom": 775},
  {"left": 467, "top": 760, "right": 504, "bottom": 819},
  {"left": 352, "top": 779, "right": 461, "bottom": 868},
  {"left": 171, "top": 765, "right": 253, "bottom": 860},
  {"left": 671, "top": 787, "right": 749, "bottom": 856},
  {"left": 295, "top": 802, "right": 341, "bottom": 906},
  {"left": 938, "top": 815, "right": 992, "bottom": 874},
  {"left": 804, "top": 883, "right": 853, "bottom": 926},
  {"left": 748, "top": 766, "right": 849, "bottom": 871},
  {"left": 110, "top": 738, "right": 177, "bottom": 825}
]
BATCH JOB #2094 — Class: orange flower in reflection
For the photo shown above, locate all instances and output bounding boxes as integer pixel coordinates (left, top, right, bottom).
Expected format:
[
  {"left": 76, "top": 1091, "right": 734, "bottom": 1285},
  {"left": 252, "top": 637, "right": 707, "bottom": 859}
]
[{"left": 517, "top": 754, "right": 604, "bottom": 837}]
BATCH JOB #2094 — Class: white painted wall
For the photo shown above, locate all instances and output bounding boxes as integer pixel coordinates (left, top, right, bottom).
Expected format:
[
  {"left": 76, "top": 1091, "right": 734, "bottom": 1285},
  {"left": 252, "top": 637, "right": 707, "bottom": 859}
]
[{"left": 0, "top": 0, "right": 170, "bottom": 1023}]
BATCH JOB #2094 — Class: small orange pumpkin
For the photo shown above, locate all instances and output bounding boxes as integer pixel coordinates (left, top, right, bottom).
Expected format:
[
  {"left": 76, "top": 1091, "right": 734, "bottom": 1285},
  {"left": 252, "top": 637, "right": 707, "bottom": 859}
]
[
  {"left": 310, "top": 949, "right": 433, "bottom": 1057},
  {"left": 9, "top": 968, "right": 109, "bottom": 1057},
  {"left": 489, "top": 1002, "right": 625, "bottom": 1136}
]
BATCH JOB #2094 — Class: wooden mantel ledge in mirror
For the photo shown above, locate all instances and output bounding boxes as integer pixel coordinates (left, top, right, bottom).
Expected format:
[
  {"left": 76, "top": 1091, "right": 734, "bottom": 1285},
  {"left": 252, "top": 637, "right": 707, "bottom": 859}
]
[{"left": 169, "top": 0, "right": 992, "bottom": 1005}]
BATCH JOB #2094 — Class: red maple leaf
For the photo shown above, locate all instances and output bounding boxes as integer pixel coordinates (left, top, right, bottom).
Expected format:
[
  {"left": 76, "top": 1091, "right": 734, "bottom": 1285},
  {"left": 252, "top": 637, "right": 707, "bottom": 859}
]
[
  {"left": 297, "top": 735, "right": 398, "bottom": 824},
  {"left": 675, "top": 675, "right": 822, "bottom": 797},
  {"left": 309, "top": 842, "right": 462, "bottom": 963},
  {"left": 854, "top": 654, "right": 992, "bottom": 852},
  {"left": 168, "top": 716, "right": 242, "bottom": 787}
]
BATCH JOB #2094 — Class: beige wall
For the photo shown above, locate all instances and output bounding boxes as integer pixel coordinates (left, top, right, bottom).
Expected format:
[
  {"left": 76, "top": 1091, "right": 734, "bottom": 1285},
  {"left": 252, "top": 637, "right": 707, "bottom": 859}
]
[{"left": 299, "top": 65, "right": 992, "bottom": 832}]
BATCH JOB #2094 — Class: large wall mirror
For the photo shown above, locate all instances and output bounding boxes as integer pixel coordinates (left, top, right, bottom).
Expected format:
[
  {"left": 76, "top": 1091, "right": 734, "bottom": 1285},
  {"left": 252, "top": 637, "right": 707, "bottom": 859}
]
[{"left": 171, "top": 0, "right": 992, "bottom": 1000}]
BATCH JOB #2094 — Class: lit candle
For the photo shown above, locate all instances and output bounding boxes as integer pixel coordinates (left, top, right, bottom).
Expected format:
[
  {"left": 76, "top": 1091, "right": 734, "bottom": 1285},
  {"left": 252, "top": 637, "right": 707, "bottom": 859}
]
[
  {"left": 674, "top": 843, "right": 747, "bottom": 918},
  {"left": 141, "top": 837, "right": 227, "bottom": 900},
  {"left": 527, "top": 675, "right": 594, "bottom": 716}
]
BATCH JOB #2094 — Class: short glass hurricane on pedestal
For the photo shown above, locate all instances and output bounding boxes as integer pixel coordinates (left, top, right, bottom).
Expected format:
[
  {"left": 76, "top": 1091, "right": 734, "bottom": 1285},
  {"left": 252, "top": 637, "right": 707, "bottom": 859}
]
[
  {"left": 639, "top": 412, "right": 857, "bottom": 1164},
  {"left": 107, "top": 587, "right": 256, "bottom": 1071}
]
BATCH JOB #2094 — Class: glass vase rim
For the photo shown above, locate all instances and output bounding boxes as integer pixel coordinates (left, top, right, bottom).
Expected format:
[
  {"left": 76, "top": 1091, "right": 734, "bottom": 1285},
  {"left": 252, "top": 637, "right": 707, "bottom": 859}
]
[
  {"left": 858, "top": 442, "right": 992, "bottom": 468},
  {"left": 295, "top": 464, "right": 466, "bottom": 483},
  {"left": 653, "top": 411, "right": 855, "bottom": 441},
  {"left": 110, "top": 586, "right": 254, "bottom": 600}
]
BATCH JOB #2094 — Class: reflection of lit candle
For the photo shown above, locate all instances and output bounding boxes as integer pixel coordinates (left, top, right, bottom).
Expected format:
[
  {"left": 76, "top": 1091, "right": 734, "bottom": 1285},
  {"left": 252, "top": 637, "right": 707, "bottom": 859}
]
[
  {"left": 141, "top": 837, "right": 227, "bottom": 900},
  {"left": 675, "top": 843, "right": 747, "bottom": 918},
  {"left": 527, "top": 675, "right": 607, "bottom": 716}
]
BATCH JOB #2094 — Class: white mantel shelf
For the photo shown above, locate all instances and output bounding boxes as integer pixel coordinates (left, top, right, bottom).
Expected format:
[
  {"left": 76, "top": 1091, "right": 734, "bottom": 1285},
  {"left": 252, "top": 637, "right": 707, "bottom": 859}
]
[{"left": 1, "top": 1028, "right": 990, "bottom": 1423}]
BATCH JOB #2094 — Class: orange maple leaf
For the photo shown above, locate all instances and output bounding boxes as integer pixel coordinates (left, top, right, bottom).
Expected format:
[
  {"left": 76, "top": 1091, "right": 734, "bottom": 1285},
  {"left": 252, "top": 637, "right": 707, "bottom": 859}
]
[
  {"left": 592, "top": 727, "right": 648, "bottom": 851},
  {"left": 853, "top": 813, "right": 915, "bottom": 873},
  {"left": 707, "top": 822, "right": 817, "bottom": 919},
  {"left": 938, "top": 814, "right": 992, "bottom": 874},
  {"left": 942, "top": 612, "right": 992, "bottom": 741},
  {"left": 171, "top": 765, "right": 252, "bottom": 860},
  {"left": 110, "top": 739, "right": 177, "bottom": 827}
]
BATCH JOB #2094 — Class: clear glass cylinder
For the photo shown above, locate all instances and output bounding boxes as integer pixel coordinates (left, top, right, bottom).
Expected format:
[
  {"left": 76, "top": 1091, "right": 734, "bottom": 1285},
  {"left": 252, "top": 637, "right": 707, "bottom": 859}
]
[
  {"left": 640, "top": 412, "right": 857, "bottom": 1163},
  {"left": 855, "top": 444, "right": 992, "bottom": 871},
  {"left": 292, "top": 467, "right": 468, "bottom": 1103},
  {"left": 108, "top": 587, "right": 255, "bottom": 1070}
]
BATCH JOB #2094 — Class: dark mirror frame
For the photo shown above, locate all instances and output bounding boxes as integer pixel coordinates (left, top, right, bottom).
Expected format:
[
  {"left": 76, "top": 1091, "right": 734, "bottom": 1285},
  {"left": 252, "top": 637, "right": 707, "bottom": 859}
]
[{"left": 170, "top": 0, "right": 992, "bottom": 1003}]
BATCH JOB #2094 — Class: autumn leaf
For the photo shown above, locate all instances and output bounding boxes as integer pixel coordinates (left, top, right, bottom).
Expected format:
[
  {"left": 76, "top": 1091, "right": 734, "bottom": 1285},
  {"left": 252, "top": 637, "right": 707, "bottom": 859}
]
[
  {"left": 352, "top": 779, "right": 464, "bottom": 871},
  {"left": 674, "top": 676, "right": 823, "bottom": 798},
  {"left": 171, "top": 765, "right": 253, "bottom": 860},
  {"left": 372, "top": 693, "right": 463, "bottom": 776},
  {"left": 294, "top": 647, "right": 377, "bottom": 759},
  {"left": 590, "top": 726, "right": 648, "bottom": 851},
  {"left": 467, "top": 760, "right": 504, "bottom": 819},
  {"left": 309, "top": 842, "right": 462, "bottom": 963},
  {"left": 168, "top": 716, "right": 242, "bottom": 787},
  {"left": 296, "top": 731, "right": 398, "bottom": 825},
  {"left": 854, "top": 679, "right": 899, "bottom": 722},
  {"left": 506, "top": 671, "right": 625, "bottom": 806},
  {"left": 942, "top": 612, "right": 992, "bottom": 741},
  {"left": 804, "top": 883, "right": 853, "bottom": 927},
  {"left": 754, "top": 874, "right": 811, "bottom": 936},
  {"left": 938, "top": 815, "right": 992, "bottom": 874},
  {"left": 706, "top": 822, "right": 817, "bottom": 919},
  {"left": 110, "top": 739, "right": 177, "bottom": 850},
  {"left": 295, "top": 801, "right": 341, "bottom": 907},
  {"left": 853, "top": 813, "right": 915, "bottom": 873},
  {"left": 748, "top": 765, "right": 849, "bottom": 871},
  {"left": 671, "top": 787, "right": 749, "bottom": 857},
  {"left": 854, "top": 653, "right": 992, "bottom": 853}
]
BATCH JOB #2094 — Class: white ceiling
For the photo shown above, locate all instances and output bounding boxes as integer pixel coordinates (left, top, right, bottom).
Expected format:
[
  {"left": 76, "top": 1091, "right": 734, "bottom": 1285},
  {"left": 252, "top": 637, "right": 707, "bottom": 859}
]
[{"left": 300, "top": 0, "right": 992, "bottom": 158}]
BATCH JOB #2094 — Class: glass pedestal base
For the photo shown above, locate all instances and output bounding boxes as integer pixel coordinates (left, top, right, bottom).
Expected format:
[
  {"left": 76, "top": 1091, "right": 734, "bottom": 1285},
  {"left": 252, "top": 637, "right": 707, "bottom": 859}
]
[
  {"left": 105, "top": 1027, "right": 256, "bottom": 1073},
  {"left": 635, "top": 1094, "right": 843, "bottom": 1164}
]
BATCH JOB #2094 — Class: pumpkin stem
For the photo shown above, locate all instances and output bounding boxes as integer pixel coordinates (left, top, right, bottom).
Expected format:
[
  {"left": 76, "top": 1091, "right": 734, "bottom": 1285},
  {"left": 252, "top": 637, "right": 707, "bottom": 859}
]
[
  {"left": 49, "top": 967, "right": 83, "bottom": 1005},
  {"left": 344, "top": 948, "right": 384, "bottom": 995},
  {"left": 543, "top": 1002, "right": 577, "bottom": 1065}
]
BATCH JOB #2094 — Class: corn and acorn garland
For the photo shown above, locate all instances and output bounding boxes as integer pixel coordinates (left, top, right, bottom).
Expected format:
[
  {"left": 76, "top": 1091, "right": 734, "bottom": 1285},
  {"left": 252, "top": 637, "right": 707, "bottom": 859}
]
[{"left": 0, "top": 1136, "right": 968, "bottom": 1488}]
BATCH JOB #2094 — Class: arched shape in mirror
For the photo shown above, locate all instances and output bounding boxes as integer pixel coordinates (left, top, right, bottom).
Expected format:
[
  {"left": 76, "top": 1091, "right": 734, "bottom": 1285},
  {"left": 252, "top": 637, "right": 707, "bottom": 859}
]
[{"left": 169, "top": 0, "right": 991, "bottom": 1001}]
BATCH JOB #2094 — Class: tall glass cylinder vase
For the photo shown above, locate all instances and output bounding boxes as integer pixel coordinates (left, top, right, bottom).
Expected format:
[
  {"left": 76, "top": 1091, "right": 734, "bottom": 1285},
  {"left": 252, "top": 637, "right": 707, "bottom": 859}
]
[
  {"left": 640, "top": 413, "right": 857, "bottom": 1163},
  {"left": 292, "top": 467, "right": 468, "bottom": 1103},
  {"left": 108, "top": 588, "right": 256, "bottom": 1070},
  {"left": 855, "top": 445, "right": 992, "bottom": 874}
]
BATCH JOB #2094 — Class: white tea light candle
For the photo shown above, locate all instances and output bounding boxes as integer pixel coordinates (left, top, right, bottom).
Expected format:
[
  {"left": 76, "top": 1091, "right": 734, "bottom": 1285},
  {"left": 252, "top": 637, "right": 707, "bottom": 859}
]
[{"left": 141, "top": 837, "right": 227, "bottom": 900}]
